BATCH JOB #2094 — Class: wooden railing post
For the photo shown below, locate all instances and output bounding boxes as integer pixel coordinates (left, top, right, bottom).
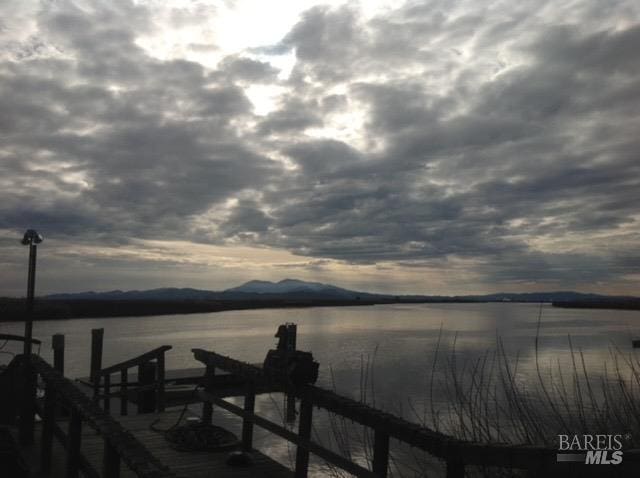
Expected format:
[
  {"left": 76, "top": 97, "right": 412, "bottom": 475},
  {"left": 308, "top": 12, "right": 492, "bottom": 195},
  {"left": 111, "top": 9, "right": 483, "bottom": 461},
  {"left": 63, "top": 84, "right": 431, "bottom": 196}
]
[
  {"left": 156, "top": 353, "right": 165, "bottom": 412},
  {"left": 90, "top": 328, "right": 104, "bottom": 382},
  {"left": 103, "top": 374, "right": 111, "bottom": 412},
  {"left": 66, "top": 408, "right": 82, "bottom": 478},
  {"left": 52, "top": 333, "right": 65, "bottom": 375},
  {"left": 242, "top": 381, "right": 256, "bottom": 451},
  {"left": 40, "top": 384, "right": 56, "bottom": 474},
  {"left": 373, "top": 429, "right": 390, "bottom": 477},
  {"left": 18, "top": 359, "right": 37, "bottom": 446},
  {"left": 285, "top": 324, "right": 297, "bottom": 423},
  {"left": 295, "top": 389, "right": 313, "bottom": 478},
  {"left": 446, "top": 459, "right": 465, "bottom": 478},
  {"left": 202, "top": 364, "right": 215, "bottom": 424},
  {"left": 138, "top": 361, "right": 156, "bottom": 413},
  {"left": 103, "top": 441, "right": 120, "bottom": 478},
  {"left": 120, "top": 369, "right": 128, "bottom": 416}
]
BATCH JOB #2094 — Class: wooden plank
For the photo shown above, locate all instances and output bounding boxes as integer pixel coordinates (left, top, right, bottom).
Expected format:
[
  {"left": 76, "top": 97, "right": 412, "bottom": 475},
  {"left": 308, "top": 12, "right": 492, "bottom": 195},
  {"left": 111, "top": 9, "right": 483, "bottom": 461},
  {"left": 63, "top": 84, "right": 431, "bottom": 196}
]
[
  {"left": 446, "top": 460, "right": 465, "bottom": 478},
  {"left": 103, "top": 441, "right": 120, "bottom": 478},
  {"left": 66, "top": 408, "right": 82, "bottom": 478},
  {"left": 242, "top": 381, "right": 256, "bottom": 451},
  {"left": 192, "top": 349, "right": 561, "bottom": 470},
  {"left": 138, "top": 362, "right": 156, "bottom": 413},
  {"left": 120, "top": 369, "right": 128, "bottom": 416},
  {"left": 113, "top": 409, "right": 293, "bottom": 477},
  {"left": 90, "top": 328, "right": 104, "bottom": 382},
  {"left": 100, "top": 346, "right": 171, "bottom": 376},
  {"left": 200, "top": 391, "right": 375, "bottom": 478},
  {"left": 52, "top": 333, "right": 65, "bottom": 375},
  {"left": 40, "top": 384, "right": 56, "bottom": 473},
  {"left": 0, "top": 333, "right": 42, "bottom": 345},
  {"left": 19, "top": 360, "right": 37, "bottom": 447},
  {"left": 372, "top": 429, "right": 389, "bottom": 477},
  {"left": 157, "top": 353, "right": 166, "bottom": 412},
  {"left": 29, "top": 355, "right": 178, "bottom": 478},
  {"left": 294, "top": 390, "right": 313, "bottom": 478},
  {"left": 104, "top": 374, "right": 111, "bottom": 413}
]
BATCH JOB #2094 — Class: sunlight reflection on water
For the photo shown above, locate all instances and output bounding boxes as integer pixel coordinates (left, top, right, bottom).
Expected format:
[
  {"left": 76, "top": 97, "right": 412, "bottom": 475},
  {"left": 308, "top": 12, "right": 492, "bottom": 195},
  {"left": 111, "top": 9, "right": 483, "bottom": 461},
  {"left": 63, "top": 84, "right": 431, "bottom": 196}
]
[{"left": 3, "top": 303, "right": 640, "bottom": 475}]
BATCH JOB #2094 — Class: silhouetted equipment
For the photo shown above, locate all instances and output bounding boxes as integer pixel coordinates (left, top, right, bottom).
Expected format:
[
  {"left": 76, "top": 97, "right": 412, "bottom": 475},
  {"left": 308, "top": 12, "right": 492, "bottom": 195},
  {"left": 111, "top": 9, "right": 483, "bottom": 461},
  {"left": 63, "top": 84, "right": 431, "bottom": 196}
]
[
  {"left": 263, "top": 323, "right": 319, "bottom": 386},
  {"left": 20, "top": 229, "right": 43, "bottom": 356}
]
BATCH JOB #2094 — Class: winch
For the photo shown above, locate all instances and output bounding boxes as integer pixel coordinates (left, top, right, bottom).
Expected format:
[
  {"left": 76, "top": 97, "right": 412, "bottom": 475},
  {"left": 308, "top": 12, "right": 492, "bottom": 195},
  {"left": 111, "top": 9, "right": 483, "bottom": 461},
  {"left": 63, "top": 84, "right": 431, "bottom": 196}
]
[{"left": 263, "top": 323, "right": 319, "bottom": 386}]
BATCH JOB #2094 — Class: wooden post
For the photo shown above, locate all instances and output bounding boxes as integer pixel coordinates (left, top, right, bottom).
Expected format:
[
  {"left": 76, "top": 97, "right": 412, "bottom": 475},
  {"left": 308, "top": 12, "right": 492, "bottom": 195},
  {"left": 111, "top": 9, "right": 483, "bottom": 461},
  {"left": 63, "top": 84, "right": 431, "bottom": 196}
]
[
  {"left": 120, "top": 369, "right": 128, "bottom": 416},
  {"left": 103, "top": 441, "right": 120, "bottom": 478},
  {"left": 66, "top": 408, "right": 82, "bottom": 478},
  {"left": 138, "top": 362, "right": 156, "bottom": 413},
  {"left": 90, "top": 328, "right": 104, "bottom": 382},
  {"left": 285, "top": 323, "right": 297, "bottom": 423},
  {"left": 202, "top": 364, "right": 215, "bottom": 424},
  {"left": 286, "top": 394, "right": 297, "bottom": 423},
  {"left": 40, "top": 385, "right": 56, "bottom": 474},
  {"left": 446, "top": 460, "right": 465, "bottom": 478},
  {"left": 103, "top": 374, "right": 111, "bottom": 412},
  {"left": 242, "top": 381, "right": 256, "bottom": 451},
  {"left": 23, "top": 241, "right": 37, "bottom": 356},
  {"left": 295, "top": 389, "right": 313, "bottom": 478},
  {"left": 52, "top": 333, "right": 65, "bottom": 375},
  {"left": 156, "top": 354, "right": 165, "bottom": 412},
  {"left": 18, "top": 359, "right": 36, "bottom": 446},
  {"left": 372, "top": 429, "right": 390, "bottom": 477}
]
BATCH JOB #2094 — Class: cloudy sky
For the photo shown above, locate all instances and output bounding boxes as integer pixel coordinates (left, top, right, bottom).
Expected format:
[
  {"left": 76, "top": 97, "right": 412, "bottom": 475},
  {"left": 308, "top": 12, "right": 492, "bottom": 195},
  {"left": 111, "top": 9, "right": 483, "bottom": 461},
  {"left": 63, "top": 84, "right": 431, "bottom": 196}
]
[{"left": 1, "top": 0, "right": 639, "bottom": 296}]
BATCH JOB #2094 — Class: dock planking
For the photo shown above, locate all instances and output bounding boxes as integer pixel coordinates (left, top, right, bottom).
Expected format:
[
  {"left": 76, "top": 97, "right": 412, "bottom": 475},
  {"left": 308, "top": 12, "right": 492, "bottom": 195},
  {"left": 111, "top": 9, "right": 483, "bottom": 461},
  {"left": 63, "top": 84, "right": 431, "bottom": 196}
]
[{"left": 22, "top": 408, "right": 293, "bottom": 478}]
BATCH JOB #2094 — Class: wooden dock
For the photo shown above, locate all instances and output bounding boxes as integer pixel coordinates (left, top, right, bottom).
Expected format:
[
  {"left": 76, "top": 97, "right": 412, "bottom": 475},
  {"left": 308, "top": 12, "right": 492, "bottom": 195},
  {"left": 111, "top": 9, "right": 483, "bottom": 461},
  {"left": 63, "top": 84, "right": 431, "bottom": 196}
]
[
  {"left": 5, "top": 326, "right": 640, "bottom": 478},
  {"left": 14, "top": 408, "right": 292, "bottom": 478}
]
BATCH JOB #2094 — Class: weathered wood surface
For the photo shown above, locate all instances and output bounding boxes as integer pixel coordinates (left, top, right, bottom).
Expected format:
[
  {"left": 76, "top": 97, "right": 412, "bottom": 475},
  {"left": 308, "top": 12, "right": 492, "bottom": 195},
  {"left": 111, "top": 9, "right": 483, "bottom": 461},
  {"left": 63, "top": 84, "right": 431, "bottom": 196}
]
[{"left": 17, "top": 409, "right": 293, "bottom": 478}]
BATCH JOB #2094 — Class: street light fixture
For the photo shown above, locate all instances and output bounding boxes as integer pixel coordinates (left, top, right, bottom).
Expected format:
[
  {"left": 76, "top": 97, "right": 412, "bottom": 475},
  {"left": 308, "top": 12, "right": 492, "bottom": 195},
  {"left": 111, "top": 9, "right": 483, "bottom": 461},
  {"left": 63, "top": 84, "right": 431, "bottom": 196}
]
[{"left": 21, "top": 229, "right": 43, "bottom": 356}]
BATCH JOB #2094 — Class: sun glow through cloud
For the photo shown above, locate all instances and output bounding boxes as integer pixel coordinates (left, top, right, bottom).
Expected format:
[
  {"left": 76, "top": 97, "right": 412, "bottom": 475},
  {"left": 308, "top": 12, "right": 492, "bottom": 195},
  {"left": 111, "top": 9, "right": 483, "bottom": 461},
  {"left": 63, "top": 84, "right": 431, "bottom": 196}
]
[{"left": 0, "top": 0, "right": 639, "bottom": 296}]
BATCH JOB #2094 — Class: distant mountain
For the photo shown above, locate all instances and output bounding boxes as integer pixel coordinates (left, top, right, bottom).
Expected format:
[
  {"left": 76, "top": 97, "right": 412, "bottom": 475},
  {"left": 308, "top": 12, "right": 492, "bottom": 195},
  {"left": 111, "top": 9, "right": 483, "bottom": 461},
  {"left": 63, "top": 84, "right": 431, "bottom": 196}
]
[
  {"left": 225, "top": 278, "right": 375, "bottom": 299},
  {"left": 45, "top": 279, "right": 378, "bottom": 301},
  {"left": 46, "top": 287, "right": 223, "bottom": 301},
  {"left": 44, "top": 280, "right": 632, "bottom": 304}
]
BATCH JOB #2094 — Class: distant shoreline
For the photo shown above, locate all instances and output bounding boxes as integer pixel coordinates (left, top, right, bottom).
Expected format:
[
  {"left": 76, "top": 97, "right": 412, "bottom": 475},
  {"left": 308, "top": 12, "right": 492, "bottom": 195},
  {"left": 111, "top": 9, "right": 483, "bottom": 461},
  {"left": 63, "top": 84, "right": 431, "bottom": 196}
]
[
  {"left": 2, "top": 297, "right": 639, "bottom": 322},
  {"left": 0, "top": 297, "right": 524, "bottom": 322},
  {"left": 0, "top": 298, "right": 382, "bottom": 322},
  {"left": 552, "top": 300, "right": 640, "bottom": 311}
]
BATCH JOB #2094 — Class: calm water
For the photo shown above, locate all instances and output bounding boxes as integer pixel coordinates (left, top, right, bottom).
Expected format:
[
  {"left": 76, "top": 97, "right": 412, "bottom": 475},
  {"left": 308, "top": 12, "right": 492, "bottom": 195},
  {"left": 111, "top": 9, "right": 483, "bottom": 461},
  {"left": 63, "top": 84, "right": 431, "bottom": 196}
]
[{"left": 3, "top": 303, "right": 640, "bottom": 475}]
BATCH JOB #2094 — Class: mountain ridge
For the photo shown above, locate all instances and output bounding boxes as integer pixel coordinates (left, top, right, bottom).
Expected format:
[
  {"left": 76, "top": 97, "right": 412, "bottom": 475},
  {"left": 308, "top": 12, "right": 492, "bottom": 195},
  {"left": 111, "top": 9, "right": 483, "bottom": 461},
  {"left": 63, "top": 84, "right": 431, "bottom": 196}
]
[{"left": 43, "top": 279, "right": 634, "bottom": 303}]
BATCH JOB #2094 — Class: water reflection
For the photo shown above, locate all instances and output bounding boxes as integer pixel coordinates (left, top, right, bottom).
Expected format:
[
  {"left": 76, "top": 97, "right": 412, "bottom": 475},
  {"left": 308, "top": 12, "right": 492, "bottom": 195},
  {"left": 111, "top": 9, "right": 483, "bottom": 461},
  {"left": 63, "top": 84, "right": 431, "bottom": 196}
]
[{"left": 2, "top": 303, "right": 640, "bottom": 475}]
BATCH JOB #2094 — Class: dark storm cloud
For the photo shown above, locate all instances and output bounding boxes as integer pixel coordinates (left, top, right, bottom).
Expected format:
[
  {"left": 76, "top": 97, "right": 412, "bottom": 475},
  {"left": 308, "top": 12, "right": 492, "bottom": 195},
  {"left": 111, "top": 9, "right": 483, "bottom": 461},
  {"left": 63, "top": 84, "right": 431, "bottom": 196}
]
[
  {"left": 0, "top": 1, "right": 279, "bottom": 245},
  {"left": 1, "top": 0, "right": 639, "bottom": 292},
  {"left": 236, "top": 1, "right": 639, "bottom": 285}
]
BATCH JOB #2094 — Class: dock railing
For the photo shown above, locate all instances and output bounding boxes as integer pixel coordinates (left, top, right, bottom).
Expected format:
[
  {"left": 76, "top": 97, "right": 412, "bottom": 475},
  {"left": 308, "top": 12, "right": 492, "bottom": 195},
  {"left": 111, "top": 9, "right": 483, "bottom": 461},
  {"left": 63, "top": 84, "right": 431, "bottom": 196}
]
[
  {"left": 195, "top": 347, "right": 640, "bottom": 478},
  {"left": 10, "top": 354, "right": 177, "bottom": 478},
  {"left": 92, "top": 345, "right": 172, "bottom": 415}
]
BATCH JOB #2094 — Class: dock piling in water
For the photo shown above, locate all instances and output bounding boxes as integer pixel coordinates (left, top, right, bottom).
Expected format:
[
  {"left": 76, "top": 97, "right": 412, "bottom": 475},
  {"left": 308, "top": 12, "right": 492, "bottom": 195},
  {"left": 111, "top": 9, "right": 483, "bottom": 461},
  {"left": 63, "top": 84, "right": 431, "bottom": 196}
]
[
  {"left": 52, "top": 333, "right": 65, "bottom": 375},
  {"left": 90, "top": 328, "right": 104, "bottom": 382}
]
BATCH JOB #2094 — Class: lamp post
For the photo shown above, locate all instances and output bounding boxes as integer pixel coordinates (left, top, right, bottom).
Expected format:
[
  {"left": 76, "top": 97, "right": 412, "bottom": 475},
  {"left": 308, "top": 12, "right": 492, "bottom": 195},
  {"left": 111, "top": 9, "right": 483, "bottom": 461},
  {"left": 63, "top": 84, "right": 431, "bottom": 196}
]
[{"left": 21, "top": 229, "right": 43, "bottom": 356}]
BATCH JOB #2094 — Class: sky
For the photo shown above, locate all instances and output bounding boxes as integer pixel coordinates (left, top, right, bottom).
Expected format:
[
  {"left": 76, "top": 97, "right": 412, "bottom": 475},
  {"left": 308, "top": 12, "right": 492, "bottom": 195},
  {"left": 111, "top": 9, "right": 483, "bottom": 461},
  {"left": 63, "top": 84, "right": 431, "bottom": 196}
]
[{"left": 1, "top": 0, "right": 639, "bottom": 296}]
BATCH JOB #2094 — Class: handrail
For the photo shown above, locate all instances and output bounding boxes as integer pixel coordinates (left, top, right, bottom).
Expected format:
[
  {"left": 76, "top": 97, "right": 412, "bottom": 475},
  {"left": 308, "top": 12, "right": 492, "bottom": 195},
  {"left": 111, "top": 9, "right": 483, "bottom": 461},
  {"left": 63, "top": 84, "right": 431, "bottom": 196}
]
[
  {"left": 98, "top": 345, "right": 171, "bottom": 376},
  {"left": 16, "top": 354, "right": 178, "bottom": 478},
  {"left": 192, "top": 348, "right": 570, "bottom": 477},
  {"left": 93, "top": 345, "right": 171, "bottom": 414},
  {"left": 0, "top": 333, "right": 42, "bottom": 345}
]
